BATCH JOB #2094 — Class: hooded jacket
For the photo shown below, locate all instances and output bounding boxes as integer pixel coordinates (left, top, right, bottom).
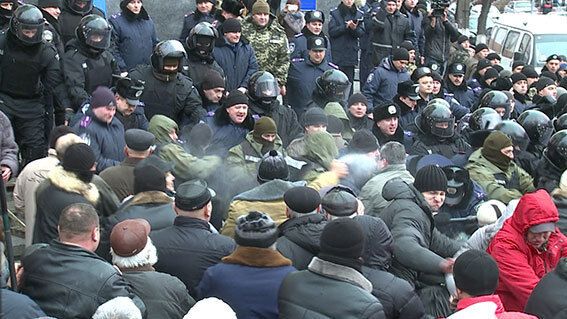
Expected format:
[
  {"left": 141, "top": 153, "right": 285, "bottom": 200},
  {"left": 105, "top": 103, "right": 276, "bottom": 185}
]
[
  {"left": 109, "top": 5, "right": 158, "bottom": 72},
  {"left": 148, "top": 115, "right": 221, "bottom": 183},
  {"left": 487, "top": 190, "right": 567, "bottom": 312},
  {"left": 324, "top": 102, "right": 355, "bottom": 141},
  {"left": 357, "top": 215, "right": 427, "bottom": 319},
  {"left": 226, "top": 131, "right": 285, "bottom": 177},
  {"left": 525, "top": 258, "right": 567, "bottom": 319},
  {"left": 363, "top": 57, "right": 411, "bottom": 111},
  {"left": 277, "top": 213, "right": 327, "bottom": 270},
  {"left": 379, "top": 178, "right": 462, "bottom": 287},
  {"left": 0, "top": 110, "right": 18, "bottom": 175},
  {"left": 466, "top": 148, "right": 534, "bottom": 204},
  {"left": 299, "top": 131, "right": 339, "bottom": 182}
]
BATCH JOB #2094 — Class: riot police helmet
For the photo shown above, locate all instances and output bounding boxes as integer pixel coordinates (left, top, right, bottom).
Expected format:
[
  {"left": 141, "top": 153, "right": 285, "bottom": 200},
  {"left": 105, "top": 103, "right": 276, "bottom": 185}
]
[
  {"left": 555, "top": 113, "right": 567, "bottom": 131},
  {"left": 495, "top": 120, "right": 530, "bottom": 151},
  {"left": 151, "top": 40, "right": 187, "bottom": 74},
  {"left": 417, "top": 103, "right": 455, "bottom": 138},
  {"left": 517, "top": 110, "right": 554, "bottom": 146},
  {"left": 469, "top": 107, "right": 502, "bottom": 132},
  {"left": 76, "top": 14, "right": 111, "bottom": 51},
  {"left": 545, "top": 129, "right": 567, "bottom": 170},
  {"left": 442, "top": 165, "right": 470, "bottom": 206},
  {"left": 65, "top": 0, "right": 93, "bottom": 15},
  {"left": 187, "top": 22, "right": 219, "bottom": 59},
  {"left": 248, "top": 71, "right": 279, "bottom": 105},
  {"left": 479, "top": 90, "right": 512, "bottom": 119},
  {"left": 10, "top": 5, "right": 45, "bottom": 46},
  {"left": 315, "top": 69, "right": 351, "bottom": 102},
  {"left": 427, "top": 98, "right": 450, "bottom": 109},
  {"left": 0, "top": 0, "right": 18, "bottom": 19}
]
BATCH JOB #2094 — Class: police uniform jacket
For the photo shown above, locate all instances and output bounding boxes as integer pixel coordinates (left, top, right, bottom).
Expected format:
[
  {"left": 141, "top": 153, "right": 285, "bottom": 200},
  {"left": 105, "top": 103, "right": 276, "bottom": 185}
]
[
  {"left": 328, "top": 3, "right": 365, "bottom": 67},
  {"left": 289, "top": 26, "right": 332, "bottom": 62},
  {"left": 362, "top": 57, "right": 410, "bottom": 111},
  {"left": 58, "top": 5, "right": 105, "bottom": 46},
  {"left": 287, "top": 57, "right": 337, "bottom": 116},
  {"left": 213, "top": 36, "right": 259, "bottom": 91}
]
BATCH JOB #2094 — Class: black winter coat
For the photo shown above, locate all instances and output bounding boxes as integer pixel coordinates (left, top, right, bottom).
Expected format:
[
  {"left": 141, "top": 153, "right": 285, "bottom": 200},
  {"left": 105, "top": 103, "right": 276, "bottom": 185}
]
[
  {"left": 369, "top": 9, "right": 413, "bottom": 65},
  {"left": 525, "top": 258, "right": 567, "bottom": 318},
  {"left": 150, "top": 216, "right": 236, "bottom": 296},
  {"left": 212, "top": 37, "right": 259, "bottom": 91},
  {"left": 123, "top": 270, "right": 195, "bottom": 318},
  {"left": 379, "top": 178, "right": 462, "bottom": 287},
  {"left": 356, "top": 214, "right": 427, "bottom": 319},
  {"left": 534, "top": 155, "right": 563, "bottom": 193},
  {"left": 328, "top": 3, "right": 365, "bottom": 67},
  {"left": 20, "top": 241, "right": 145, "bottom": 319},
  {"left": 276, "top": 213, "right": 327, "bottom": 270},
  {"left": 553, "top": 195, "right": 567, "bottom": 236},
  {"left": 422, "top": 16, "right": 460, "bottom": 63},
  {"left": 182, "top": 50, "right": 225, "bottom": 90},
  {"left": 409, "top": 126, "right": 470, "bottom": 159},
  {"left": 58, "top": 6, "right": 105, "bottom": 46}
]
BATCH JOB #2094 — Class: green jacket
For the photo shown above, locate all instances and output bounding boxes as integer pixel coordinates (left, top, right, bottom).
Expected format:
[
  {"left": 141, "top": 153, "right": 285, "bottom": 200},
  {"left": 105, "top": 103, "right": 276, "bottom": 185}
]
[
  {"left": 241, "top": 16, "right": 289, "bottom": 85},
  {"left": 148, "top": 115, "right": 221, "bottom": 182},
  {"left": 324, "top": 102, "right": 354, "bottom": 141},
  {"left": 466, "top": 148, "right": 535, "bottom": 204},
  {"left": 226, "top": 131, "right": 285, "bottom": 177},
  {"left": 300, "top": 131, "right": 338, "bottom": 182}
]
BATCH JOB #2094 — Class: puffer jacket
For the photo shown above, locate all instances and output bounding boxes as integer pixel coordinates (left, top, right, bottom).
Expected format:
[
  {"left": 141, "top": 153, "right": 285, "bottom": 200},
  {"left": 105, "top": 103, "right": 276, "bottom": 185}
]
[
  {"left": 525, "top": 258, "right": 567, "bottom": 319},
  {"left": 148, "top": 115, "right": 221, "bottom": 183},
  {"left": 356, "top": 215, "right": 427, "bottom": 319},
  {"left": 359, "top": 164, "right": 415, "bottom": 217},
  {"left": 278, "top": 257, "right": 385, "bottom": 319},
  {"left": 379, "top": 178, "right": 462, "bottom": 287},
  {"left": 222, "top": 172, "right": 340, "bottom": 237},
  {"left": 448, "top": 295, "right": 537, "bottom": 319},
  {"left": 276, "top": 213, "right": 327, "bottom": 270},
  {"left": 487, "top": 190, "right": 567, "bottom": 312},
  {"left": 362, "top": 57, "right": 410, "bottom": 110},
  {"left": 466, "top": 148, "right": 534, "bottom": 205},
  {"left": 108, "top": 6, "right": 158, "bottom": 72},
  {"left": 150, "top": 216, "right": 236, "bottom": 296},
  {"left": 20, "top": 241, "right": 145, "bottom": 319},
  {"left": 0, "top": 110, "right": 18, "bottom": 175}
]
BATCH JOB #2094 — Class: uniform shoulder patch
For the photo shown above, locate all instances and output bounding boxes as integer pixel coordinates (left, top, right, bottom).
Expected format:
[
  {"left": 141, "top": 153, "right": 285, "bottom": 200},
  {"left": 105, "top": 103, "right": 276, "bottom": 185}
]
[
  {"left": 294, "top": 33, "right": 304, "bottom": 38},
  {"left": 366, "top": 73, "right": 374, "bottom": 83},
  {"left": 291, "top": 58, "right": 304, "bottom": 63},
  {"left": 110, "top": 12, "right": 121, "bottom": 19}
]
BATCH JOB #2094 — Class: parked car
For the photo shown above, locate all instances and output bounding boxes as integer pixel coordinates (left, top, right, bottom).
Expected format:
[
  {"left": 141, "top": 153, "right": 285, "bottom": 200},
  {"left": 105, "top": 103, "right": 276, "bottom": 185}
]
[{"left": 504, "top": 1, "right": 534, "bottom": 13}]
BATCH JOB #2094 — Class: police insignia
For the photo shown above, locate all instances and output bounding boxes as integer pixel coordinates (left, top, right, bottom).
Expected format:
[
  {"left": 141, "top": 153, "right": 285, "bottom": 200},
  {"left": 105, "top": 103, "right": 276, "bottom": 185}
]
[
  {"left": 289, "top": 42, "right": 295, "bottom": 53},
  {"left": 388, "top": 105, "right": 396, "bottom": 114}
]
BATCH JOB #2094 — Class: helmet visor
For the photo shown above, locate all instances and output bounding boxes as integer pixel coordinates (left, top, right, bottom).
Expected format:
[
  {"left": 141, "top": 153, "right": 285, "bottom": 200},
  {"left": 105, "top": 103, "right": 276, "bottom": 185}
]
[
  {"left": 84, "top": 27, "right": 111, "bottom": 49},
  {"left": 254, "top": 80, "right": 279, "bottom": 99},
  {"left": 16, "top": 22, "right": 44, "bottom": 45},
  {"left": 431, "top": 117, "right": 455, "bottom": 138}
]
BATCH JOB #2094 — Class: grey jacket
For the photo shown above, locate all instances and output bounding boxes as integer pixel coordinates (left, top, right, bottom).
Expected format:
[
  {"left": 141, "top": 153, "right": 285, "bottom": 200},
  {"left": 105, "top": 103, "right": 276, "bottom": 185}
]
[
  {"left": 0, "top": 110, "right": 18, "bottom": 175},
  {"left": 359, "top": 164, "right": 414, "bottom": 217}
]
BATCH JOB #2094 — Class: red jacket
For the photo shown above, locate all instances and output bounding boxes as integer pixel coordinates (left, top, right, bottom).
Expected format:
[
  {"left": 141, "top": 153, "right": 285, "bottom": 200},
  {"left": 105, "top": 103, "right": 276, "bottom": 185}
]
[
  {"left": 487, "top": 190, "right": 567, "bottom": 312},
  {"left": 449, "top": 295, "right": 537, "bottom": 318}
]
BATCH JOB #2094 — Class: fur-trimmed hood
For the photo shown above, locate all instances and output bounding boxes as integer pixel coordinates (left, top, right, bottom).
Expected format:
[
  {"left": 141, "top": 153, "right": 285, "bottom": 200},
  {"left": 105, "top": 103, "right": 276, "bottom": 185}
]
[
  {"left": 308, "top": 257, "right": 373, "bottom": 292},
  {"left": 48, "top": 166, "right": 99, "bottom": 204},
  {"left": 126, "top": 191, "right": 172, "bottom": 207}
]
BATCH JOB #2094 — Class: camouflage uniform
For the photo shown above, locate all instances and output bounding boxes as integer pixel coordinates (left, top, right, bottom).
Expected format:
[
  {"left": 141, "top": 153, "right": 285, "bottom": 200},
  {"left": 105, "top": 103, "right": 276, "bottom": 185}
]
[{"left": 241, "top": 16, "right": 290, "bottom": 86}]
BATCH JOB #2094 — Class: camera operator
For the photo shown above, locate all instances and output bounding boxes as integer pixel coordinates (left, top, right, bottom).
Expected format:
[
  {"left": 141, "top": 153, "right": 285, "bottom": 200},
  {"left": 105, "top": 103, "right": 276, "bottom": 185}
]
[{"left": 422, "top": 1, "right": 461, "bottom": 75}]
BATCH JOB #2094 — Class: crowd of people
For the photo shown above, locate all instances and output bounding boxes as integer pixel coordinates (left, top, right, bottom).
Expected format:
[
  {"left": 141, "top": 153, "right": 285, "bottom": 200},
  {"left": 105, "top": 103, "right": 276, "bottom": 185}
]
[{"left": 0, "top": 0, "right": 567, "bottom": 318}]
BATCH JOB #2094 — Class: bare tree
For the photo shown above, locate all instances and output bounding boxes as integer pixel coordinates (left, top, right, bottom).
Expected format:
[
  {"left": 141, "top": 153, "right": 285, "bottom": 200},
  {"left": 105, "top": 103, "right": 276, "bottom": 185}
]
[
  {"left": 455, "top": 0, "right": 471, "bottom": 29},
  {"left": 476, "top": 0, "right": 492, "bottom": 42}
]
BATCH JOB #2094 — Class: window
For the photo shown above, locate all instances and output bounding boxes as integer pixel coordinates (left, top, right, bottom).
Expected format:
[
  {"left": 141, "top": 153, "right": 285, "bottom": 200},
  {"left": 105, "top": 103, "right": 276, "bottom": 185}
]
[
  {"left": 502, "top": 31, "right": 520, "bottom": 58},
  {"left": 491, "top": 27, "right": 508, "bottom": 54},
  {"left": 517, "top": 34, "right": 532, "bottom": 64}
]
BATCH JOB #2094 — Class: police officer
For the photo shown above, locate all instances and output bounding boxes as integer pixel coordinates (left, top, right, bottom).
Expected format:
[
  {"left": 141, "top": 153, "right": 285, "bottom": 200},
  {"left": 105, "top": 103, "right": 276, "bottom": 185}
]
[
  {"left": 431, "top": 72, "right": 468, "bottom": 120},
  {"left": 59, "top": 0, "right": 104, "bottom": 46},
  {"left": 444, "top": 62, "right": 476, "bottom": 109},
  {"left": 38, "top": 0, "right": 64, "bottom": 54},
  {"left": 129, "top": 40, "right": 204, "bottom": 128},
  {"left": 409, "top": 101, "right": 470, "bottom": 159},
  {"left": 287, "top": 36, "right": 338, "bottom": 117},
  {"left": 534, "top": 130, "right": 567, "bottom": 192},
  {"left": 0, "top": 5, "right": 71, "bottom": 166},
  {"left": 182, "top": 21, "right": 225, "bottom": 90},
  {"left": 289, "top": 10, "right": 331, "bottom": 62},
  {"left": 63, "top": 14, "right": 119, "bottom": 110},
  {"left": 113, "top": 77, "right": 148, "bottom": 131},
  {"left": 305, "top": 69, "right": 351, "bottom": 110},
  {"left": 179, "top": 0, "right": 217, "bottom": 42},
  {"left": 246, "top": 71, "right": 302, "bottom": 147}
]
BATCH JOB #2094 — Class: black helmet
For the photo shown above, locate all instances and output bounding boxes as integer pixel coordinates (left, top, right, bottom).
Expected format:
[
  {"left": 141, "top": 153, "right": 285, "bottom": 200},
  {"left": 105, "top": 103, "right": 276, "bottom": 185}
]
[
  {"left": 151, "top": 40, "right": 187, "bottom": 75},
  {"left": 187, "top": 22, "right": 218, "bottom": 59},
  {"left": 257, "top": 150, "right": 289, "bottom": 183},
  {"left": 76, "top": 14, "right": 111, "bottom": 51},
  {"left": 555, "top": 113, "right": 567, "bottom": 131},
  {"left": 65, "top": 0, "right": 93, "bottom": 15},
  {"left": 418, "top": 103, "right": 455, "bottom": 138},
  {"left": 495, "top": 120, "right": 530, "bottom": 151},
  {"left": 517, "top": 110, "right": 554, "bottom": 146},
  {"left": 411, "top": 66, "right": 432, "bottom": 82},
  {"left": 479, "top": 90, "right": 512, "bottom": 119},
  {"left": 545, "top": 129, "right": 567, "bottom": 170},
  {"left": 0, "top": 0, "right": 18, "bottom": 19},
  {"left": 247, "top": 71, "right": 279, "bottom": 106},
  {"left": 469, "top": 107, "right": 502, "bottom": 131},
  {"left": 10, "top": 5, "right": 44, "bottom": 46},
  {"left": 315, "top": 69, "right": 351, "bottom": 102}
]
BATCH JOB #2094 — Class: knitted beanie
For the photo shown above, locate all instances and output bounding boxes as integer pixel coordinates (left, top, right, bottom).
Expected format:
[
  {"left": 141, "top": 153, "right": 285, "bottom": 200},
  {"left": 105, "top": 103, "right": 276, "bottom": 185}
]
[
  {"left": 62, "top": 143, "right": 96, "bottom": 173},
  {"left": 234, "top": 211, "right": 278, "bottom": 248},
  {"left": 252, "top": 0, "right": 270, "bottom": 14},
  {"left": 319, "top": 218, "right": 364, "bottom": 270},
  {"left": 453, "top": 249, "right": 499, "bottom": 296},
  {"left": 252, "top": 117, "right": 277, "bottom": 142},
  {"left": 481, "top": 131, "right": 513, "bottom": 171},
  {"left": 413, "top": 165, "right": 448, "bottom": 192},
  {"left": 223, "top": 89, "right": 248, "bottom": 108},
  {"left": 348, "top": 129, "right": 379, "bottom": 153},
  {"left": 348, "top": 92, "right": 368, "bottom": 107}
]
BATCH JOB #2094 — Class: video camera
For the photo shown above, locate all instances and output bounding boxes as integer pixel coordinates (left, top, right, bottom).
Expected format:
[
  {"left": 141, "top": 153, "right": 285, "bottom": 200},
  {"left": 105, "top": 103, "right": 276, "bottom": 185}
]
[{"left": 431, "top": 0, "right": 450, "bottom": 17}]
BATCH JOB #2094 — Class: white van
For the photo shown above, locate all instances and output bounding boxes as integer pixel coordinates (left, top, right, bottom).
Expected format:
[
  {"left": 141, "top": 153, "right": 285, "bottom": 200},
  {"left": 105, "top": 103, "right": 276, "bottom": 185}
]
[{"left": 487, "top": 13, "right": 567, "bottom": 71}]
